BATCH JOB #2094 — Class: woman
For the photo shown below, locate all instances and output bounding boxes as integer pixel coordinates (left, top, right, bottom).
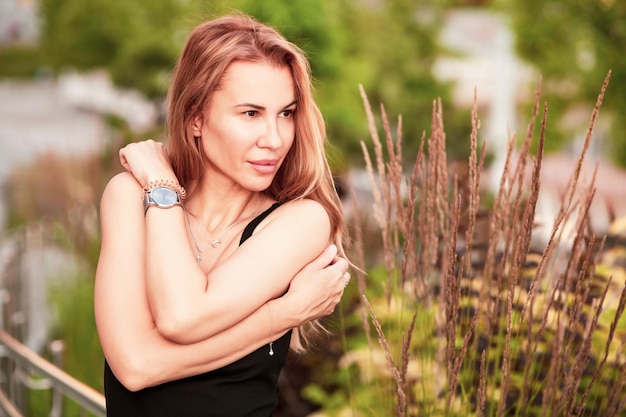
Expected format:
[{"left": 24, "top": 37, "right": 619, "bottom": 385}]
[{"left": 94, "top": 12, "right": 350, "bottom": 416}]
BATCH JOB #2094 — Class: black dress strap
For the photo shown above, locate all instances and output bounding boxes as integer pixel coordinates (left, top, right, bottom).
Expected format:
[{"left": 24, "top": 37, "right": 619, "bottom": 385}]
[{"left": 239, "top": 202, "right": 281, "bottom": 244}]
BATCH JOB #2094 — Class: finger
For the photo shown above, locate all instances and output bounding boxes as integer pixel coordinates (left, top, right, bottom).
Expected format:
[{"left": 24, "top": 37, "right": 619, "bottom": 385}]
[
  {"left": 327, "top": 257, "right": 348, "bottom": 274},
  {"left": 159, "top": 142, "right": 169, "bottom": 158},
  {"left": 342, "top": 271, "right": 351, "bottom": 288},
  {"left": 118, "top": 150, "right": 130, "bottom": 171}
]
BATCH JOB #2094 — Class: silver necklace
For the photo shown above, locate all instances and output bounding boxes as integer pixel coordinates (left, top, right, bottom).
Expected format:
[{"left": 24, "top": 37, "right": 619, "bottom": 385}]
[{"left": 185, "top": 197, "right": 264, "bottom": 263}]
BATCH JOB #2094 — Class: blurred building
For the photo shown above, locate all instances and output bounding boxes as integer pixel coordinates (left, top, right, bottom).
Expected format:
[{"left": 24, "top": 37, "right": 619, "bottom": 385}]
[
  {"left": 434, "top": 9, "right": 535, "bottom": 188},
  {"left": 0, "top": 0, "right": 38, "bottom": 45}
]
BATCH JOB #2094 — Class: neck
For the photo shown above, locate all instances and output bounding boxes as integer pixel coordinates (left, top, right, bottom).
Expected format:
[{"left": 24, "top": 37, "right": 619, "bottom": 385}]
[
  {"left": 184, "top": 192, "right": 266, "bottom": 261},
  {"left": 185, "top": 189, "right": 264, "bottom": 235}
]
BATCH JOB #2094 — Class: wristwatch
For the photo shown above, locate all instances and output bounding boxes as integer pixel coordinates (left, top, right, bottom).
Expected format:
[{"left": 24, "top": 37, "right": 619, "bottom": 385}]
[{"left": 143, "top": 186, "right": 183, "bottom": 214}]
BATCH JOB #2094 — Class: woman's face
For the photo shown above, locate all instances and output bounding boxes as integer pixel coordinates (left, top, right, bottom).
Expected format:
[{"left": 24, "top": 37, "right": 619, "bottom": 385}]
[{"left": 192, "top": 60, "right": 296, "bottom": 192}]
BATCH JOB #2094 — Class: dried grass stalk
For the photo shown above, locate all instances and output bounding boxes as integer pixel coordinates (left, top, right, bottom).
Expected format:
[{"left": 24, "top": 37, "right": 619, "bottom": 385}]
[{"left": 351, "top": 71, "right": 623, "bottom": 416}]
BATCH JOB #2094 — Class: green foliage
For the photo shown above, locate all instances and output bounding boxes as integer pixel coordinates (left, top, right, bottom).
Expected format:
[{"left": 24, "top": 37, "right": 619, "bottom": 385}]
[
  {"left": 48, "top": 269, "right": 104, "bottom": 394},
  {"left": 40, "top": 0, "right": 132, "bottom": 69},
  {"left": 25, "top": 268, "right": 102, "bottom": 417},
  {"left": 0, "top": 45, "right": 46, "bottom": 78},
  {"left": 38, "top": 0, "right": 183, "bottom": 99},
  {"left": 496, "top": 0, "right": 626, "bottom": 164}
]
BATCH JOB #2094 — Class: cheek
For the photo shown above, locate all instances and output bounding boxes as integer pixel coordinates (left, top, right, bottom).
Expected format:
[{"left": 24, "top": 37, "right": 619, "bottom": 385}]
[
  {"left": 279, "top": 119, "right": 296, "bottom": 145},
  {"left": 200, "top": 121, "right": 237, "bottom": 152}
]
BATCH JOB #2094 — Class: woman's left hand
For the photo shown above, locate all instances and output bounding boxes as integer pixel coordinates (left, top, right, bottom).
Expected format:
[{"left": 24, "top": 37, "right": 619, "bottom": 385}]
[
  {"left": 280, "top": 244, "right": 349, "bottom": 325},
  {"left": 118, "top": 139, "right": 177, "bottom": 187}
]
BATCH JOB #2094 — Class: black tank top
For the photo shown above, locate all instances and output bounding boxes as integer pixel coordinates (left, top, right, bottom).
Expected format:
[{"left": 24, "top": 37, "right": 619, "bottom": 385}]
[{"left": 104, "top": 203, "right": 292, "bottom": 416}]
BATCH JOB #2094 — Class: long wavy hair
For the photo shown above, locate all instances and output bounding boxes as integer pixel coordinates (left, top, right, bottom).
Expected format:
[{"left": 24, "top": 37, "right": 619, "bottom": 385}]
[{"left": 166, "top": 13, "right": 345, "bottom": 351}]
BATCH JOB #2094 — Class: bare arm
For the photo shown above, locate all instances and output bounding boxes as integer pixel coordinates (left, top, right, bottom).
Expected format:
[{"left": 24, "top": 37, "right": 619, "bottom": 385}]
[
  {"left": 94, "top": 173, "right": 348, "bottom": 390},
  {"left": 119, "top": 140, "right": 334, "bottom": 344},
  {"left": 145, "top": 195, "right": 330, "bottom": 343}
]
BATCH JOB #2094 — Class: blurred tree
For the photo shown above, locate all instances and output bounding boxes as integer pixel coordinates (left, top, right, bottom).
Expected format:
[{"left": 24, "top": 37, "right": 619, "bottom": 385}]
[
  {"left": 39, "top": 0, "right": 184, "bottom": 97},
  {"left": 496, "top": 0, "right": 626, "bottom": 164},
  {"left": 39, "top": 0, "right": 126, "bottom": 69},
  {"left": 106, "top": 1, "right": 185, "bottom": 98}
]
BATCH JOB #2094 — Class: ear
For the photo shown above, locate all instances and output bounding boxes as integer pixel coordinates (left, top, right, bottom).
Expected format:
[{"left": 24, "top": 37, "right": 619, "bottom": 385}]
[{"left": 190, "top": 116, "right": 203, "bottom": 137}]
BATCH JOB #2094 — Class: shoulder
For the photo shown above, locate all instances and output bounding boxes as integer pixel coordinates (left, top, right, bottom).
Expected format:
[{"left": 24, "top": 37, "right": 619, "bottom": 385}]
[
  {"left": 241, "top": 198, "right": 331, "bottom": 267},
  {"left": 103, "top": 171, "right": 142, "bottom": 195},
  {"left": 278, "top": 198, "right": 328, "bottom": 220},
  {"left": 100, "top": 172, "right": 144, "bottom": 218},
  {"left": 101, "top": 172, "right": 142, "bottom": 205},
  {"left": 265, "top": 198, "right": 330, "bottom": 235}
]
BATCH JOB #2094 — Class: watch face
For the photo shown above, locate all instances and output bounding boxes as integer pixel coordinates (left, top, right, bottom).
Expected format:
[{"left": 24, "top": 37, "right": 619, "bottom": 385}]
[{"left": 151, "top": 187, "right": 179, "bottom": 206}]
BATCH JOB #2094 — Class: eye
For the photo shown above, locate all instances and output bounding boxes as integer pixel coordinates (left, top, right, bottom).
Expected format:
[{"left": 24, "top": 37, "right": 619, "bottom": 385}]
[
  {"left": 243, "top": 110, "right": 259, "bottom": 117},
  {"left": 279, "top": 109, "right": 295, "bottom": 118}
]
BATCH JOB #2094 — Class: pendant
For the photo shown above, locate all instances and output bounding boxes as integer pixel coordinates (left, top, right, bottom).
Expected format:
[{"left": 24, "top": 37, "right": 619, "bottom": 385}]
[
  {"left": 196, "top": 254, "right": 202, "bottom": 263},
  {"left": 210, "top": 239, "right": 222, "bottom": 248}
]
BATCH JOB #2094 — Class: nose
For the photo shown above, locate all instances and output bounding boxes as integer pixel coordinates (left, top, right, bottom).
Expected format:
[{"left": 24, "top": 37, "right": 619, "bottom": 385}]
[{"left": 257, "top": 118, "right": 282, "bottom": 150}]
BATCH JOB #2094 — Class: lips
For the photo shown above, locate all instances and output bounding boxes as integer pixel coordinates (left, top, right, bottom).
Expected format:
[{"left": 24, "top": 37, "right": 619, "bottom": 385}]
[{"left": 249, "top": 159, "right": 279, "bottom": 174}]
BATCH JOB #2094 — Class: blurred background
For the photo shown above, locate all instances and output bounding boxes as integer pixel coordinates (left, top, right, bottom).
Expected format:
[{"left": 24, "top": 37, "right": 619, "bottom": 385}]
[{"left": 0, "top": 0, "right": 625, "bottom": 416}]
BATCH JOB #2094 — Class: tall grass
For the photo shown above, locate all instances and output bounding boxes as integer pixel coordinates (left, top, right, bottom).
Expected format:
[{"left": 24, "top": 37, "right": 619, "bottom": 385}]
[{"left": 341, "top": 71, "right": 626, "bottom": 416}]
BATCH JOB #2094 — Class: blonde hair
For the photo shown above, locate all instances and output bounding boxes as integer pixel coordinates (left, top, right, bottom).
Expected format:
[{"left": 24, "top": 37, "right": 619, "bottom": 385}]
[{"left": 166, "top": 13, "right": 345, "bottom": 351}]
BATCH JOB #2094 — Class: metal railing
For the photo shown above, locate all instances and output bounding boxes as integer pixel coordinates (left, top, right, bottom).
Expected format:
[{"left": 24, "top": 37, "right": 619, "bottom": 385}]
[{"left": 0, "top": 330, "right": 106, "bottom": 417}]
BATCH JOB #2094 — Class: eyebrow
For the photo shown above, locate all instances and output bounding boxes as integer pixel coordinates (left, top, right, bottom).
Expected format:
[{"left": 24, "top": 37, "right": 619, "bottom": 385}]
[{"left": 235, "top": 100, "right": 297, "bottom": 110}]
